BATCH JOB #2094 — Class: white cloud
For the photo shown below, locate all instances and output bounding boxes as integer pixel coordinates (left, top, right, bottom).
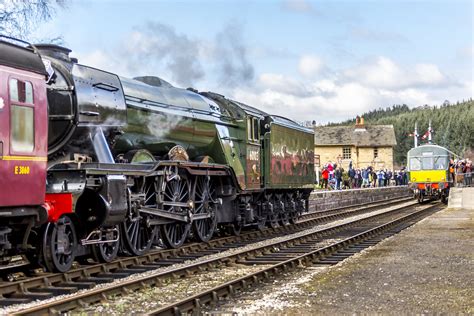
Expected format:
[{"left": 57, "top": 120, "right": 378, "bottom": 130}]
[
  {"left": 75, "top": 37, "right": 470, "bottom": 125},
  {"left": 344, "top": 56, "right": 447, "bottom": 90},
  {"left": 229, "top": 56, "right": 470, "bottom": 124},
  {"left": 282, "top": 0, "right": 314, "bottom": 13},
  {"left": 298, "top": 55, "right": 324, "bottom": 78},
  {"left": 457, "top": 44, "right": 474, "bottom": 60},
  {"left": 349, "top": 27, "right": 407, "bottom": 42},
  {"left": 258, "top": 73, "right": 311, "bottom": 97},
  {"left": 77, "top": 50, "right": 133, "bottom": 77},
  {"left": 413, "top": 64, "right": 444, "bottom": 85}
]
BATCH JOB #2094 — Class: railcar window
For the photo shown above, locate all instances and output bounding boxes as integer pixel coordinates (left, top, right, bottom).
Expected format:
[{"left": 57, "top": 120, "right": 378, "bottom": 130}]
[
  {"left": 11, "top": 105, "right": 34, "bottom": 152},
  {"left": 434, "top": 157, "right": 447, "bottom": 170},
  {"left": 410, "top": 158, "right": 421, "bottom": 171},
  {"left": 422, "top": 157, "right": 434, "bottom": 170},
  {"left": 253, "top": 118, "right": 259, "bottom": 141}
]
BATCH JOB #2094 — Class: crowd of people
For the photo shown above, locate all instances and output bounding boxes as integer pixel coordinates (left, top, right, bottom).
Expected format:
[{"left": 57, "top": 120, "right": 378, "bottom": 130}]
[
  {"left": 318, "top": 161, "right": 408, "bottom": 190},
  {"left": 450, "top": 158, "right": 473, "bottom": 187}
]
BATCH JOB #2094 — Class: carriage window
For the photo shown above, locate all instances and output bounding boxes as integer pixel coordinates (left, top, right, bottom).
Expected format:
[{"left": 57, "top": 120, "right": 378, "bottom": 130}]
[
  {"left": 11, "top": 105, "right": 34, "bottom": 152},
  {"left": 252, "top": 118, "right": 259, "bottom": 141},
  {"left": 410, "top": 158, "right": 421, "bottom": 171},
  {"left": 9, "top": 79, "right": 33, "bottom": 104}
]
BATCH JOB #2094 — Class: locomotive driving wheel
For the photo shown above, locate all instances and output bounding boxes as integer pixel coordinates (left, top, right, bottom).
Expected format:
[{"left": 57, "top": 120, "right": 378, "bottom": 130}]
[
  {"left": 225, "top": 222, "right": 243, "bottom": 236},
  {"left": 122, "top": 180, "right": 155, "bottom": 256},
  {"left": 192, "top": 176, "right": 217, "bottom": 242},
  {"left": 122, "top": 208, "right": 154, "bottom": 256},
  {"left": 42, "top": 216, "right": 77, "bottom": 273},
  {"left": 280, "top": 211, "right": 290, "bottom": 226},
  {"left": 268, "top": 213, "right": 279, "bottom": 229},
  {"left": 160, "top": 171, "right": 192, "bottom": 248},
  {"left": 92, "top": 225, "right": 120, "bottom": 263},
  {"left": 287, "top": 194, "right": 298, "bottom": 225}
]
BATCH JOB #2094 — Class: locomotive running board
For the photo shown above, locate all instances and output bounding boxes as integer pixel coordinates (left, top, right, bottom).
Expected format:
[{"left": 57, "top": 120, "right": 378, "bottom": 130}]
[{"left": 140, "top": 207, "right": 212, "bottom": 222}]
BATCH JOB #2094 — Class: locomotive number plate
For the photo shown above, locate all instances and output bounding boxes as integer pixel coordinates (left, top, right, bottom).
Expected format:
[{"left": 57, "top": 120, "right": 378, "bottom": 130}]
[{"left": 14, "top": 165, "right": 30, "bottom": 175}]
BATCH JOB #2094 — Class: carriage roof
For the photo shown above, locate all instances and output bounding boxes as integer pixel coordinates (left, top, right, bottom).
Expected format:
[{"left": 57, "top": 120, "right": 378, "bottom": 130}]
[{"left": 407, "top": 144, "right": 451, "bottom": 158}]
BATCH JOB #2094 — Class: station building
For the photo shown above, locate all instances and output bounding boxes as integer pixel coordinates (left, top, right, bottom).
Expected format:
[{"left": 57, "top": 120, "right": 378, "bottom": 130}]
[{"left": 314, "top": 117, "right": 397, "bottom": 171}]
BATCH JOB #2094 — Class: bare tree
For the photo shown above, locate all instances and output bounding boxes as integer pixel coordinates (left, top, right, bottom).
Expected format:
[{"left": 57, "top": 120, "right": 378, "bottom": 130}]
[{"left": 0, "top": 0, "right": 64, "bottom": 40}]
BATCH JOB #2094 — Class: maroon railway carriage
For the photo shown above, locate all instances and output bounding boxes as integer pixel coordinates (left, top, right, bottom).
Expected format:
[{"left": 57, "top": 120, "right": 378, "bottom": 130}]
[{"left": 0, "top": 39, "right": 69, "bottom": 264}]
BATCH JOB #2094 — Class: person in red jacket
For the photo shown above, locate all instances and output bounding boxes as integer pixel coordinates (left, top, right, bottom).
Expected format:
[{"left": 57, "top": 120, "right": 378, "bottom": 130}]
[{"left": 321, "top": 166, "right": 329, "bottom": 189}]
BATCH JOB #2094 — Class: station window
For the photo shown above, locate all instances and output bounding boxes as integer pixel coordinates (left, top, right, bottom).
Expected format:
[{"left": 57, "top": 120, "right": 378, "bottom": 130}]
[
  {"left": 9, "top": 78, "right": 34, "bottom": 152},
  {"left": 342, "top": 146, "right": 351, "bottom": 159},
  {"left": 374, "top": 148, "right": 378, "bottom": 159}
]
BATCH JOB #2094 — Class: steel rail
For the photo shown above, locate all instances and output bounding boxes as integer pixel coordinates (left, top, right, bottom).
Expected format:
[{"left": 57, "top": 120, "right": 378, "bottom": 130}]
[
  {"left": 0, "top": 196, "right": 410, "bottom": 306},
  {"left": 9, "top": 199, "right": 421, "bottom": 315},
  {"left": 150, "top": 202, "right": 442, "bottom": 315}
]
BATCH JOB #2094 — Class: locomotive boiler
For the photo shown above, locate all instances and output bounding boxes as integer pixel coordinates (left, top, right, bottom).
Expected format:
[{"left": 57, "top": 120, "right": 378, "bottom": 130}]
[{"left": 0, "top": 39, "right": 315, "bottom": 273}]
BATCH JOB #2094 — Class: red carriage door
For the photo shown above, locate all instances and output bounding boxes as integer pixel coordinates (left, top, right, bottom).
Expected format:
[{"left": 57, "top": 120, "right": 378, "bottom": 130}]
[{"left": 0, "top": 75, "right": 47, "bottom": 206}]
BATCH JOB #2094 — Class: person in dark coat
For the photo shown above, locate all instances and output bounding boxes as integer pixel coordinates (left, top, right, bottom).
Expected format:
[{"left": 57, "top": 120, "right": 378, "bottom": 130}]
[{"left": 335, "top": 167, "right": 343, "bottom": 190}]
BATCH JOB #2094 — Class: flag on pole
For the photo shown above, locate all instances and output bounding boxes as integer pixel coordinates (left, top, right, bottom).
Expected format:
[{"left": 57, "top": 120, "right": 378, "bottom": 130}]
[{"left": 421, "top": 130, "right": 430, "bottom": 140}]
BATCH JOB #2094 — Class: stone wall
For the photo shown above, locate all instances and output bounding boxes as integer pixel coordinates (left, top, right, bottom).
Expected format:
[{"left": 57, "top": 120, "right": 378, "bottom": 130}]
[
  {"left": 357, "top": 146, "right": 394, "bottom": 170},
  {"left": 315, "top": 145, "right": 394, "bottom": 171},
  {"left": 309, "top": 186, "right": 412, "bottom": 212}
]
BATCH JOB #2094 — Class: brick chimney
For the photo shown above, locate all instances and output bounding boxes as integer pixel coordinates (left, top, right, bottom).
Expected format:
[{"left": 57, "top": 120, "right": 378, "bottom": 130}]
[{"left": 355, "top": 116, "right": 366, "bottom": 131}]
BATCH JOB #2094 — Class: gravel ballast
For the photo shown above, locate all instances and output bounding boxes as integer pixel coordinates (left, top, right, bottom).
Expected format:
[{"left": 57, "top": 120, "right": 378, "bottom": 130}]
[{"left": 208, "top": 205, "right": 473, "bottom": 314}]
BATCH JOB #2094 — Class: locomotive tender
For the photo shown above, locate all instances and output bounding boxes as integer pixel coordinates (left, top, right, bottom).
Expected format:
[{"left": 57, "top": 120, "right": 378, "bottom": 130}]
[{"left": 0, "top": 38, "right": 314, "bottom": 272}]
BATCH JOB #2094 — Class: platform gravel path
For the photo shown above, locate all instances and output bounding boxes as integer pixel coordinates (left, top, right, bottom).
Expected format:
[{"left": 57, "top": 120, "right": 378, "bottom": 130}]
[{"left": 208, "top": 205, "right": 473, "bottom": 314}]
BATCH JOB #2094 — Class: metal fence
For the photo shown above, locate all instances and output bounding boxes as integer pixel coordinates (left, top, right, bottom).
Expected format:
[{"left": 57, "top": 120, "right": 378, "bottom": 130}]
[{"left": 454, "top": 172, "right": 473, "bottom": 187}]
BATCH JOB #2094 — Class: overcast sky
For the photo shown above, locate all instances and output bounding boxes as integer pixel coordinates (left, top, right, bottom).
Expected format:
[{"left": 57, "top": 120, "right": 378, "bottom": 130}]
[{"left": 32, "top": 0, "right": 473, "bottom": 123}]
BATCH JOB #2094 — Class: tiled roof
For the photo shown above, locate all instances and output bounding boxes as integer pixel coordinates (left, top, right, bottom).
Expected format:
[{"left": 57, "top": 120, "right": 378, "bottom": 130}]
[{"left": 314, "top": 125, "right": 397, "bottom": 147}]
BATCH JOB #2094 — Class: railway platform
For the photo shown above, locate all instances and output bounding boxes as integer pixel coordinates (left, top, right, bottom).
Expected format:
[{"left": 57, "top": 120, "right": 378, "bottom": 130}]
[
  {"left": 448, "top": 187, "right": 474, "bottom": 210},
  {"left": 215, "top": 203, "right": 473, "bottom": 314}
]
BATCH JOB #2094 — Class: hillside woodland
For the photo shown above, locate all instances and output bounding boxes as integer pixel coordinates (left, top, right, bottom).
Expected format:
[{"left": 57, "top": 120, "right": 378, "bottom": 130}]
[{"left": 328, "top": 99, "right": 474, "bottom": 166}]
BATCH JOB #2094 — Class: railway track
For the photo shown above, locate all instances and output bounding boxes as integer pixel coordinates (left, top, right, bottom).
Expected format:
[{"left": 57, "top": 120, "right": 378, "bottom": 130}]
[
  {"left": 0, "top": 196, "right": 409, "bottom": 293},
  {"left": 151, "top": 202, "right": 443, "bottom": 315},
  {"left": 1, "top": 197, "right": 426, "bottom": 314}
]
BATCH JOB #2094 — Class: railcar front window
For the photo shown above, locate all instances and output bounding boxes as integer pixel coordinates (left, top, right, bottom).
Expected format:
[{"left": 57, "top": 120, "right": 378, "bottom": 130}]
[
  {"left": 422, "top": 157, "right": 434, "bottom": 170},
  {"left": 410, "top": 158, "right": 421, "bottom": 171},
  {"left": 434, "top": 156, "right": 448, "bottom": 170}
]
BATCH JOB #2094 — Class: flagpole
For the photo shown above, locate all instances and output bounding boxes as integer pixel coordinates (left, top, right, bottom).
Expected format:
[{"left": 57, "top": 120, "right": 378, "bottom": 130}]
[
  {"left": 414, "top": 122, "right": 418, "bottom": 148},
  {"left": 428, "top": 119, "right": 432, "bottom": 144}
]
